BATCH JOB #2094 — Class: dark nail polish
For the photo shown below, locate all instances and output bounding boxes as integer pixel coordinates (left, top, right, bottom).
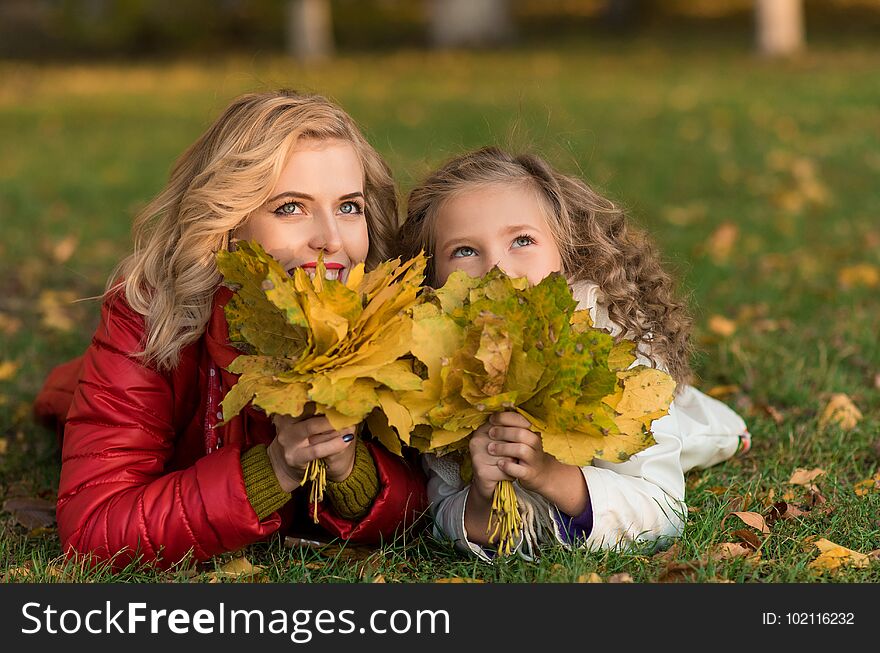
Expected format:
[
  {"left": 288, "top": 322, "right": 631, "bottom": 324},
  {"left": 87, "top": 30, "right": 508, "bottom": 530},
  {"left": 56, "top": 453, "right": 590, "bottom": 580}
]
[{"left": 342, "top": 433, "right": 354, "bottom": 443}]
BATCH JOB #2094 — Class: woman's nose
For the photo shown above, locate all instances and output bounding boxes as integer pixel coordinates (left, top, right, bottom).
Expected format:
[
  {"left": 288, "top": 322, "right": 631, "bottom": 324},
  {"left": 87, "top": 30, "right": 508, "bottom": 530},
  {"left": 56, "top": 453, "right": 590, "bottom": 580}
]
[{"left": 308, "top": 211, "right": 343, "bottom": 254}]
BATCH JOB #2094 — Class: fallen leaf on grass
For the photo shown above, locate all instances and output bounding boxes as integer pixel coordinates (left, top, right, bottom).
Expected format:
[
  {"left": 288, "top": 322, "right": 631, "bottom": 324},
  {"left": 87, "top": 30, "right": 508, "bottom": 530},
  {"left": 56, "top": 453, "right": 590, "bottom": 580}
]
[
  {"left": 577, "top": 573, "right": 604, "bottom": 583},
  {"left": 657, "top": 542, "right": 758, "bottom": 583},
  {"left": 854, "top": 473, "right": 880, "bottom": 496},
  {"left": 434, "top": 577, "right": 485, "bottom": 583},
  {"left": 838, "top": 263, "right": 880, "bottom": 290},
  {"left": 818, "top": 394, "right": 862, "bottom": 431},
  {"left": 51, "top": 235, "right": 79, "bottom": 264},
  {"left": 708, "top": 315, "right": 737, "bottom": 338},
  {"left": 0, "top": 437, "right": 8, "bottom": 455},
  {"left": 725, "top": 511, "right": 770, "bottom": 534},
  {"left": 206, "top": 556, "right": 265, "bottom": 583},
  {"left": 788, "top": 468, "right": 825, "bottom": 486},
  {"left": 706, "top": 384, "right": 740, "bottom": 399},
  {"left": 0, "top": 360, "right": 20, "bottom": 381},
  {"left": 705, "top": 222, "right": 738, "bottom": 264},
  {"left": 755, "top": 403, "right": 785, "bottom": 425},
  {"left": 607, "top": 573, "right": 633, "bottom": 583},
  {"left": 808, "top": 538, "right": 870, "bottom": 572},
  {"left": 283, "top": 535, "right": 374, "bottom": 561},
  {"left": 3, "top": 565, "right": 34, "bottom": 582},
  {"left": 0, "top": 313, "right": 22, "bottom": 336},
  {"left": 2, "top": 497, "right": 56, "bottom": 530},
  {"left": 371, "top": 574, "right": 386, "bottom": 583},
  {"left": 39, "top": 290, "right": 78, "bottom": 332},
  {"left": 731, "top": 529, "right": 763, "bottom": 551},
  {"left": 708, "top": 542, "right": 757, "bottom": 561},
  {"left": 764, "top": 501, "right": 808, "bottom": 525}
]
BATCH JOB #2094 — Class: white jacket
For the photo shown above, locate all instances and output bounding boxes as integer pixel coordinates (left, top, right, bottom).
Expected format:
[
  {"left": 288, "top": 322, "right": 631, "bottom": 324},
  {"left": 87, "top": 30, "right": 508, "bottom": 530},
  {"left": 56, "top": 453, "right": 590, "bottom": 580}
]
[{"left": 422, "top": 281, "right": 749, "bottom": 562}]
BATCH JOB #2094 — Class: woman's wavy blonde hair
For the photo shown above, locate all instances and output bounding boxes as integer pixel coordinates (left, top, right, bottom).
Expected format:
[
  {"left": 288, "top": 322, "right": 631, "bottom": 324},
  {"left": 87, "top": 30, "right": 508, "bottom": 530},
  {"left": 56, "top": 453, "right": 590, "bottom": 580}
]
[
  {"left": 109, "top": 89, "right": 398, "bottom": 371},
  {"left": 398, "top": 146, "right": 693, "bottom": 386}
]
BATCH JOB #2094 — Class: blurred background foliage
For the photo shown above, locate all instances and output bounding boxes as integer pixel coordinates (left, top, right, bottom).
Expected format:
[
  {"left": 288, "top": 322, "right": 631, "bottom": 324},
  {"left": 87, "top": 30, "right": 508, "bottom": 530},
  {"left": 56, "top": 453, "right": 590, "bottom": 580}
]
[{"left": 2, "top": 0, "right": 880, "bottom": 60}]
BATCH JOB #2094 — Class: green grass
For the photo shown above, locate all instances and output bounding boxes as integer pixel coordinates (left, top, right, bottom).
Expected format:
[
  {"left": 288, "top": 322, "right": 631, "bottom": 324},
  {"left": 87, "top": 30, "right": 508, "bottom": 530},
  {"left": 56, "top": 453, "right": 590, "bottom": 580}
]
[{"left": 1, "top": 36, "right": 879, "bottom": 583}]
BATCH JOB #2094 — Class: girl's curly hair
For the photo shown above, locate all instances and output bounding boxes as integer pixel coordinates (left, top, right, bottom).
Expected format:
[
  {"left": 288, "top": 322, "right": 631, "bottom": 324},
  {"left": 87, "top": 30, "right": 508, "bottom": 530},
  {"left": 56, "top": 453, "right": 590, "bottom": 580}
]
[{"left": 398, "top": 146, "right": 693, "bottom": 386}]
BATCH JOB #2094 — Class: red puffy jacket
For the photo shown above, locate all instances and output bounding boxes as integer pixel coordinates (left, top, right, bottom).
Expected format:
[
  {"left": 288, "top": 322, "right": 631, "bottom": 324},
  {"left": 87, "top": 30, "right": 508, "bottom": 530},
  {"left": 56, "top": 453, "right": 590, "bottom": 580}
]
[{"left": 34, "top": 287, "right": 427, "bottom": 570}]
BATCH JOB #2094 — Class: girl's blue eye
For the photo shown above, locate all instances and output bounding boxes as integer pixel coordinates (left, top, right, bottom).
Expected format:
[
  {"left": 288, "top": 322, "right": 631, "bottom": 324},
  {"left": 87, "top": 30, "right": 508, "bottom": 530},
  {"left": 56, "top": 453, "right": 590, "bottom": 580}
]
[
  {"left": 339, "top": 201, "right": 363, "bottom": 215},
  {"left": 452, "top": 246, "right": 477, "bottom": 258},
  {"left": 513, "top": 235, "right": 534, "bottom": 248}
]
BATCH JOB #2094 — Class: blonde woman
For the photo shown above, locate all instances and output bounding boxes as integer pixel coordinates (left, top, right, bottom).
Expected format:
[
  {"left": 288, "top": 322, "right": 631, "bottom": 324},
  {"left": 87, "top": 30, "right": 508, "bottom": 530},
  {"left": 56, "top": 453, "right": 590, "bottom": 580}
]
[
  {"left": 397, "top": 146, "right": 749, "bottom": 561},
  {"left": 34, "top": 90, "right": 427, "bottom": 570}
]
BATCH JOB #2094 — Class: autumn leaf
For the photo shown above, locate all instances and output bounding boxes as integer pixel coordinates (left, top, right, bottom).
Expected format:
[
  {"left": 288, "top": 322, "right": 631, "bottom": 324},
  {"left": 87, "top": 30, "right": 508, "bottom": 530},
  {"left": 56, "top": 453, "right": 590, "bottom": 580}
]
[
  {"left": 708, "top": 542, "right": 757, "bottom": 561},
  {"left": 818, "top": 394, "right": 862, "bottom": 431},
  {"left": 607, "top": 572, "right": 634, "bottom": 583},
  {"left": 705, "top": 222, "right": 738, "bottom": 264},
  {"left": 808, "top": 538, "right": 870, "bottom": 572},
  {"left": 206, "top": 556, "right": 265, "bottom": 582},
  {"left": 2, "top": 497, "right": 56, "bottom": 530},
  {"left": 38, "top": 290, "right": 77, "bottom": 332},
  {"left": 853, "top": 473, "right": 880, "bottom": 496},
  {"left": 0, "top": 313, "right": 22, "bottom": 336},
  {"left": 726, "top": 511, "right": 770, "bottom": 534},
  {"left": 764, "top": 500, "right": 808, "bottom": 525},
  {"left": 731, "top": 529, "right": 763, "bottom": 551},
  {"left": 0, "top": 360, "right": 20, "bottom": 381},
  {"left": 707, "top": 315, "right": 737, "bottom": 338},
  {"left": 706, "top": 384, "right": 739, "bottom": 399},
  {"left": 788, "top": 468, "right": 826, "bottom": 486},
  {"left": 51, "top": 235, "right": 78, "bottom": 264},
  {"left": 577, "top": 573, "right": 604, "bottom": 583},
  {"left": 838, "top": 263, "right": 880, "bottom": 290}
]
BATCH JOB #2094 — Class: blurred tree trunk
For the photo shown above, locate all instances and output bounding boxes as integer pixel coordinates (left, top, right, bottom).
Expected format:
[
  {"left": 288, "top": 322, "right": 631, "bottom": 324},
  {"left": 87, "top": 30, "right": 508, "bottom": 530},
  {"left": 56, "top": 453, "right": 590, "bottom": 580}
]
[
  {"left": 604, "top": 0, "right": 652, "bottom": 32},
  {"left": 427, "top": 0, "right": 514, "bottom": 48},
  {"left": 287, "top": 0, "right": 334, "bottom": 62},
  {"left": 755, "top": 0, "right": 804, "bottom": 57}
]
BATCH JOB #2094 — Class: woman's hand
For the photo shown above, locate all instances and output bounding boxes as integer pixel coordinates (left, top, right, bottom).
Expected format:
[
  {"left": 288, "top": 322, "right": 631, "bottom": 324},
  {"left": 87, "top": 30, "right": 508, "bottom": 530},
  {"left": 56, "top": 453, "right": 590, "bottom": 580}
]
[{"left": 267, "top": 414, "right": 358, "bottom": 493}]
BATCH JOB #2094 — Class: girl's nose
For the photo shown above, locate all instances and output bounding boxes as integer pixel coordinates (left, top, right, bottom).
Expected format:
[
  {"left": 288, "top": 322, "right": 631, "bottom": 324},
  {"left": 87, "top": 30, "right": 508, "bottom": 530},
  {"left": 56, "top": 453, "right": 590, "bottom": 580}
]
[{"left": 308, "top": 211, "right": 343, "bottom": 255}]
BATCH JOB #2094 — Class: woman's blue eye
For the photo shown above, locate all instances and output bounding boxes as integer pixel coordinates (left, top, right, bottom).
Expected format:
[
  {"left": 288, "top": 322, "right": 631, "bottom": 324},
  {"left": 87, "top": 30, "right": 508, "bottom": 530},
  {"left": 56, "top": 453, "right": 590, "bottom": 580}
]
[
  {"left": 339, "top": 201, "right": 363, "bottom": 215},
  {"left": 274, "top": 202, "right": 301, "bottom": 216},
  {"left": 452, "top": 246, "right": 477, "bottom": 258},
  {"left": 513, "top": 235, "right": 534, "bottom": 248}
]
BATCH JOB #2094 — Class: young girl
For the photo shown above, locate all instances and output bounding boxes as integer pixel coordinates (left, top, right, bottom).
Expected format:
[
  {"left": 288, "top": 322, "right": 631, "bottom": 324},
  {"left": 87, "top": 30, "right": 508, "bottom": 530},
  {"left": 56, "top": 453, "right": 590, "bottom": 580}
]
[
  {"left": 34, "top": 90, "right": 427, "bottom": 570},
  {"left": 397, "top": 146, "right": 749, "bottom": 561}
]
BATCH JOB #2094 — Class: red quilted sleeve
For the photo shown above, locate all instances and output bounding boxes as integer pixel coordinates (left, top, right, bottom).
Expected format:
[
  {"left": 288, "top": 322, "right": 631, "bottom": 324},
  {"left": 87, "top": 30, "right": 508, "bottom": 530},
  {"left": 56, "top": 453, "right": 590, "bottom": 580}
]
[
  {"left": 57, "top": 294, "right": 281, "bottom": 570},
  {"left": 315, "top": 441, "right": 429, "bottom": 544}
]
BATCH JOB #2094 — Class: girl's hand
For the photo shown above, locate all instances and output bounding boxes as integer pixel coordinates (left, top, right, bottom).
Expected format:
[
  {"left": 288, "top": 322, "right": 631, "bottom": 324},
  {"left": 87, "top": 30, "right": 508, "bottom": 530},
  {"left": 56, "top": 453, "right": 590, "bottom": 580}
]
[
  {"left": 468, "top": 420, "right": 514, "bottom": 502},
  {"left": 487, "top": 411, "right": 590, "bottom": 517},
  {"left": 485, "top": 411, "right": 553, "bottom": 494},
  {"left": 267, "top": 414, "right": 358, "bottom": 493}
]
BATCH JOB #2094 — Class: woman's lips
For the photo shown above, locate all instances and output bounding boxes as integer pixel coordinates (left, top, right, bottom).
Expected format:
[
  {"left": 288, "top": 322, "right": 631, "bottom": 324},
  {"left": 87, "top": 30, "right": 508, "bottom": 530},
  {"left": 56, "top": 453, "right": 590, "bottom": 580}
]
[{"left": 290, "top": 261, "right": 346, "bottom": 281}]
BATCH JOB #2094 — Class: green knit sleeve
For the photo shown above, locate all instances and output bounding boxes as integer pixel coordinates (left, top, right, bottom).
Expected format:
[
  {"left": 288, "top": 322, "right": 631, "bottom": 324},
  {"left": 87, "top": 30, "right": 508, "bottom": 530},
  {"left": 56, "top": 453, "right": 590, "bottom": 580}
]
[
  {"left": 241, "top": 444, "right": 291, "bottom": 520},
  {"left": 325, "top": 440, "right": 380, "bottom": 520}
]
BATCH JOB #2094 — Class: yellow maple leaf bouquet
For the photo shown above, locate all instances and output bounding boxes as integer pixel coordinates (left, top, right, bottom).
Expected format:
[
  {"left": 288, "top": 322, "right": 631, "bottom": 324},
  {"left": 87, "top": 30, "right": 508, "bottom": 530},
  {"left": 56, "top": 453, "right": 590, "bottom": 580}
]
[
  {"left": 396, "top": 268, "right": 677, "bottom": 555},
  {"left": 215, "top": 241, "right": 427, "bottom": 521}
]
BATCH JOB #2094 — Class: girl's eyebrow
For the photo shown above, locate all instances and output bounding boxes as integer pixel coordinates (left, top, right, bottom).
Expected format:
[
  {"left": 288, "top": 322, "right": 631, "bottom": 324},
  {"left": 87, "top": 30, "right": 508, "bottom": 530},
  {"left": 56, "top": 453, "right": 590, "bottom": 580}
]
[
  {"left": 437, "top": 236, "right": 472, "bottom": 251},
  {"left": 502, "top": 223, "right": 538, "bottom": 234},
  {"left": 266, "top": 191, "right": 364, "bottom": 203}
]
